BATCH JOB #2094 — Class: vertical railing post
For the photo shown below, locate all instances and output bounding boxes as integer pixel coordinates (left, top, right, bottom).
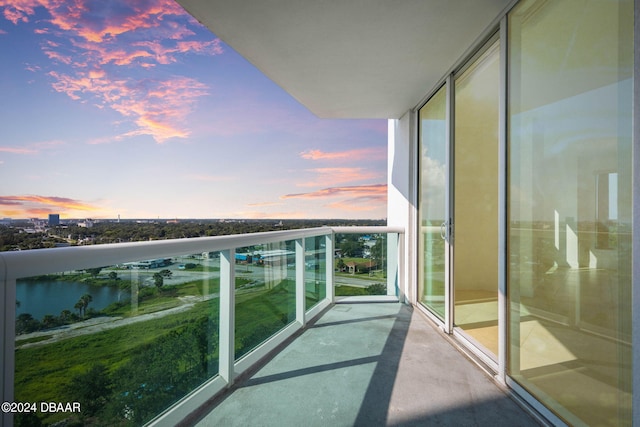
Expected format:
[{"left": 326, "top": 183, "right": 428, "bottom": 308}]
[
  {"left": 219, "top": 249, "right": 235, "bottom": 387},
  {"left": 398, "top": 232, "right": 406, "bottom": 303},
  {"left": 325, "top": 233, "right": 334, "bottom": 303},
  {"left": 295, "top": 239, "right": 306, "bottom": 327},
  {"left": 1, "top": 273, "right": 16, "bottom": 427},
  {"left": 386, "top": 233, "right": 399, "bottom": 297}
]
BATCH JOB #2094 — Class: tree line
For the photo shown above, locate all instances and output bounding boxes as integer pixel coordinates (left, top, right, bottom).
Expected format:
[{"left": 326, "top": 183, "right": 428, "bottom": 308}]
[{"left": 1, "top": 219, "right": 384, "bottom": 251}]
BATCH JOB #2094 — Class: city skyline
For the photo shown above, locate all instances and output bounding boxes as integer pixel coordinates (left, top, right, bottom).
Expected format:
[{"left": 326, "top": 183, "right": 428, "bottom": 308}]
[{"left": 0, "top": 0, "right": 387, "bottom": 220}]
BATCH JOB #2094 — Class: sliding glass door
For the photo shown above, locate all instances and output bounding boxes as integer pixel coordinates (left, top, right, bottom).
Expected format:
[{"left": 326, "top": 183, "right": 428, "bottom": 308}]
[
  {"left": 453, "top": 39, "right": 500, "bottom": 358},
  {"left": 507, "top": 0, "right": 633, "bottom": 424},
  {"left": 418, "top": 85, "right": 448, "bottom": 320}
]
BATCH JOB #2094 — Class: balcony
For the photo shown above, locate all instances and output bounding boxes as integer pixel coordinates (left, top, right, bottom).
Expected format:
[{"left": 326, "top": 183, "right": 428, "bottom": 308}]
[
  {"left": 190, "top": 301, "right": 540, "bottom": 427},
  {"left": 0, "top": 227, "right": 537, "bottom": 426}
]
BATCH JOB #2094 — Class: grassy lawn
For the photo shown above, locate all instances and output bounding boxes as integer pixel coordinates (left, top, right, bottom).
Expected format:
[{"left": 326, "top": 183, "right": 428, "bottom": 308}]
[{"left": 335, "top": 285, "right": 368, "bottom": 296}]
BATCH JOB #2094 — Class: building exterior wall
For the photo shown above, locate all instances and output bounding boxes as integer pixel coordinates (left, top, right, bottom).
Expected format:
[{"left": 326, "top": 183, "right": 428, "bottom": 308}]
[{"left": 388, "top": 112, "right": 416, "bottom": 303}]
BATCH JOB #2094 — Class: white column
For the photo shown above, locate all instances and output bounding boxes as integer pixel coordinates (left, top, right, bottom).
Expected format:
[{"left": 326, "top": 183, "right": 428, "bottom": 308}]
[{"left": 387, "top": 114, "right": 416, "bottom": 303}]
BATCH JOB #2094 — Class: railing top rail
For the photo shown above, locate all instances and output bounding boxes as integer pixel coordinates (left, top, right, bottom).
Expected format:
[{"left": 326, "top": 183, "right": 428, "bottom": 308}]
[
  {"left": 0, "top": 226, "right": 404, "bottom": 281},
  {"left": 331, "top": 226, "right": 404, "bottom": 234}
]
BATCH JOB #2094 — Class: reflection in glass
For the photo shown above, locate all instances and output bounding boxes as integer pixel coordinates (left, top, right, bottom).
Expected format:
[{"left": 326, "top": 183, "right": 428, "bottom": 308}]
[
  {"left": 305, "top": 236, "right": 327, "bottom": 309},
  {"left": 234, "top": 241, "right": 297, "bottom": 360},
  {"left": 453, "top": 40, "right": 500, "bottom": 357},
  {"left": 418, "top": 85, "right": 447, "bottom": 319},
  {"left": 15, "top": 257, "right": 220, "bottom": 426},
  {"left": 508, "top": 0, "right": 633, "bottom": 424},
  {"left": 334, "top": 233, "right": 389, "bottom": 296}
]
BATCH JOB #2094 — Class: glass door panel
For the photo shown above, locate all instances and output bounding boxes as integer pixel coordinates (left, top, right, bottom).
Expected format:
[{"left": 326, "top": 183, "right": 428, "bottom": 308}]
[
  {"left": 508, "top": 0, "right": 633, "bottom": 424},
  {"left": 453, "top": 40, "right": 500, "bottom": 357},
  {"left": 418, "top": 85, "right": 448, "bottom": 319}
]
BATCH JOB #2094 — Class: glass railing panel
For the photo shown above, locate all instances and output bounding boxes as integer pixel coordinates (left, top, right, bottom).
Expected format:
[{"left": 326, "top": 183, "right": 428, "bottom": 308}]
[
  {"left": 14, "top": 253, "right": 220, "bottom": 426},
  {"left": 334, "top": 232, "right": 389, "bottom": 296},
  {"left": 234, "top": 240, "right": 297, "bottom": 360},
  {"left": 305, "top": 235, "right": 327, "bottom": 310}
]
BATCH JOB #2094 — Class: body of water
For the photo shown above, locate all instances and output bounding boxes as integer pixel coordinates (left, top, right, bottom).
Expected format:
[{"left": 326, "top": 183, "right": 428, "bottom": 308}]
[{"left": 16, "top": 280, "right": 130, "bottom": 320}]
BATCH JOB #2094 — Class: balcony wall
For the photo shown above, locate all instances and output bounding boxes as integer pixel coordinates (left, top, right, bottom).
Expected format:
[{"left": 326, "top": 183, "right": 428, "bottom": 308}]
[{"left": 0, "top": 226, "right": 402, "bottom": 426}]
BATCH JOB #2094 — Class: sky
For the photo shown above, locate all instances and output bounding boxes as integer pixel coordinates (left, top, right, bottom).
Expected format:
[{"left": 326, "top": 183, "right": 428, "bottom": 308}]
[{"left": 0, "top": 0, "right": 387, "bottom": 221}]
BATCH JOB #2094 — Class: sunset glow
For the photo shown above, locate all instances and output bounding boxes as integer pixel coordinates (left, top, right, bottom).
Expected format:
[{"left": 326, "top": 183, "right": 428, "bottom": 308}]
[{"left": 0, "top": 0, "right": 386, "bottom": 220}]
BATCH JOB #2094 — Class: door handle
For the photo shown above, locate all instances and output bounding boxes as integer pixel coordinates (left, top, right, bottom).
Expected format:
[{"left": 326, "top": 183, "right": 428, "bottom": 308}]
[{"left": 440, "top": 221, "right": 447, "bottom": 240}]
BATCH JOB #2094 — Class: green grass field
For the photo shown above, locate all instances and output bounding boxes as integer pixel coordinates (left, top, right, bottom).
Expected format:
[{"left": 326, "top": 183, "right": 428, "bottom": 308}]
[{"left": 14, "top": 276, "right": 311, "bottom": 426}]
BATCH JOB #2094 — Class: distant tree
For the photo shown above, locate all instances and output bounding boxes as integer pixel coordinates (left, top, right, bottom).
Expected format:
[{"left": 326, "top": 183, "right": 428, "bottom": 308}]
[
  {"left": 86, "top": 267, "right": 102, "bottom": 278},
  {"left": 42, "top": 314, "right": 57, "bottom": 329},
  {"left": 77, "top": 294, "right": 93, "bottom": 318},
  {"left": 66, "top": 363, "right": 113, "bottom": 417},
  {"left": 108, "top": 271, "right": 118, "bottom": 281},
  {"left": 74, "top": 301, "right": 84, "bottom": 316},
  {"left": 153, "top": 273, "right": 164, "bottom": 290},
  {"left": 16, "top": 313, "right": 41, "bottom": 334},
  {"left": 370, "top": 235, "right": 387, "bottom": 260},
  {"left": 60, "top": 309, "right": 72, "bottom": 323},
  {"left": 339, "top": 240, "right": 364, "bottom": 258},
  {"left": 159, "top": 269, "right": 172, "bottom": 279}
]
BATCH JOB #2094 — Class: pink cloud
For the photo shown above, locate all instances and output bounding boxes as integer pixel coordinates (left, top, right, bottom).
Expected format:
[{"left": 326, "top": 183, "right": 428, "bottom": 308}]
[
  {"left": 282, "top": 184, "right": 387, "bottom": 201},
  {"left": 300, "top": 147, "right": 386, "bottom": 162},
  {"left": 0, "top": 195, "right": 101, "bottom": 217},
  {"left": 24, "top": 63, "right": 41, "bottom": 72},
  {"left": 130, "top": 39, "right": 223, "bottom": 65},
  {"left": 1, "top": 0, "right": 223, "bottom": 144},
  {"left": 42, "top": 49, "right": 73, "bottom": 65},
  {"left": 49, "top": 69, "right": 208, "bottom": 142},
  {"left": 246, "top": 202, "right": 283, "bottom": 208},
  {"left": 281, "top": 184, "right": 387, "bottom": 213},
  {"left": 42, "top": 0, "right": 188, "bottom": 44},
  {"left": 0, "top": 146, "right": 37, "bottom": 154},
  {"left": 299, "top": 167, "right": 381, "bottom": 187},
  {"left": 0, "top": 0, "right": 38, "bottom": 24}
]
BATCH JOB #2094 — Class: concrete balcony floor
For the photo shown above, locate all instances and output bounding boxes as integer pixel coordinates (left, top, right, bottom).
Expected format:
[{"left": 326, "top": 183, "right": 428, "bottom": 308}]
[{"left": 191, "top": 300, "right": 542, "bottom": 426}]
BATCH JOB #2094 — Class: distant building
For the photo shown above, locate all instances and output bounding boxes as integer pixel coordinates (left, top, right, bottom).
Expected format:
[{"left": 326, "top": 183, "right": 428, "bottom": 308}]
[
  {"left": 29, "top": 218, "right": 46, "bottom": 230},
  {"left": 48, "top": 214, "right": 60, "bottom": 226},
  {"left": 123, "top": 259, "right": 170, "bottom": 269},
  {"left": 78, "top": 219, "right": 94, "bottom": 228}
]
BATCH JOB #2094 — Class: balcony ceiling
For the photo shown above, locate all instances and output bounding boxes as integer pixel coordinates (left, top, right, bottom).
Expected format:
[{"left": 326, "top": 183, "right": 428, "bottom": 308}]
[{"left": 176, "top": 0, "right": 511, "bottom": 119}]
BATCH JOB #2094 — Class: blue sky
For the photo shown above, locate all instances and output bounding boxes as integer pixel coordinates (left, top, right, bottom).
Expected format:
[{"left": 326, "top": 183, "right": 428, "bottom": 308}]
[{"left": 0, "top": 0, "right": 387, "bottom": 220}]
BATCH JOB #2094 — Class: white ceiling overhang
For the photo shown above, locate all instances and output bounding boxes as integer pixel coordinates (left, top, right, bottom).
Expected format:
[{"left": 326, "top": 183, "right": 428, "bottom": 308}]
[{"left": 176, "top": 0, "right": 512, "bottom": 119}]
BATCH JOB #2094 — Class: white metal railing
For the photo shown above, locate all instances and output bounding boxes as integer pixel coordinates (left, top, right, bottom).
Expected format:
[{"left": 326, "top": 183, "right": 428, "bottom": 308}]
[{"left": 0, "top": 226, "right": 403, "bottom": 427}]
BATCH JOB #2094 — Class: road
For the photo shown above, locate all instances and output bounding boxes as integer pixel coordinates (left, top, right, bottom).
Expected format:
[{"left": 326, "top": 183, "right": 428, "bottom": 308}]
[{"left": 16, "top": 293, "right": 218, "bottom": 349}]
